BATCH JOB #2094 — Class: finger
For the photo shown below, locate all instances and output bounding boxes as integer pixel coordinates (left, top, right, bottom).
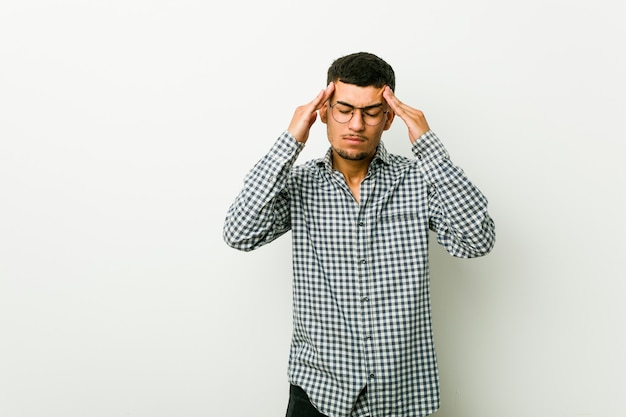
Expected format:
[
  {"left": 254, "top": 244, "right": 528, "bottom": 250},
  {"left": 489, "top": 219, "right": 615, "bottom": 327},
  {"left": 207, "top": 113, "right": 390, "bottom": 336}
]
[
  {"left": 312, "top": 82, "right": 334, "bottom": 110},
  {"left": 302, "top": 90, "right": 325, "bottom": 116},
  {"left": 383, "top": 86, "right": 403, "bottom": 113},
  {"left": 324, "top": 81, "right": 335, "bottom": 101}
]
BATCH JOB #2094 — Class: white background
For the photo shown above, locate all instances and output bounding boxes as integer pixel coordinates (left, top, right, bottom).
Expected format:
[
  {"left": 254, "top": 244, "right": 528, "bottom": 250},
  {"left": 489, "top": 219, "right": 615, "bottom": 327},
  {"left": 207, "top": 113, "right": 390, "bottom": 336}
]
[{"left": 1, "top": 1, "right": 625, "bottom": 416}]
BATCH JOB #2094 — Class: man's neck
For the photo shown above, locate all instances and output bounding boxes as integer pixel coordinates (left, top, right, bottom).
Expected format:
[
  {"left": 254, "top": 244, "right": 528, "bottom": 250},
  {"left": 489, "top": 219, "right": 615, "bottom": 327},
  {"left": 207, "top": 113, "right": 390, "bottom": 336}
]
[
  {"left": 331, "top": 153, "right": 375, "bottom": 203},
  {"left": 332, "top": 153, "right": 373, "bottom": 180}
]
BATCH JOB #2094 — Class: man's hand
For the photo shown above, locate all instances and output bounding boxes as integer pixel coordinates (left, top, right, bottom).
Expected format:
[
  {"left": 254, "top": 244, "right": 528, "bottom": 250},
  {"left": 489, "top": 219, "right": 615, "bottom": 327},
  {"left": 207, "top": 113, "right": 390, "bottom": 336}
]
[
  {"left": 287, "top": 82, "right": 335, "bottom": 143},
  {"left": 383, "top": 86, "right": 430, "bottom": 143}
]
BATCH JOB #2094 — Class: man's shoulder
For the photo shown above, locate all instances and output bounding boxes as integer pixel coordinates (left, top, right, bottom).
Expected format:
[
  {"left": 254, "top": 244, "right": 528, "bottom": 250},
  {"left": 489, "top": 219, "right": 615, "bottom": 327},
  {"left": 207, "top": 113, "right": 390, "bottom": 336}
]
[
  {"left": 289, "top": 158, "right": 325, "bottom": 180},
  {"left": 378, "top": 149, "right": 418, "bottom": 173}
]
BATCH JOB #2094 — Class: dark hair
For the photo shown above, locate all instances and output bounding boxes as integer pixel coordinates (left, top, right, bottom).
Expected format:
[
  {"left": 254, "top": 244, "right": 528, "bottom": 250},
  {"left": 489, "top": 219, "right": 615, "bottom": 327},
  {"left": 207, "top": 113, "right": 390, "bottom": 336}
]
[{"left": 327, "top": 52, "right": 395, "bottom": 91}]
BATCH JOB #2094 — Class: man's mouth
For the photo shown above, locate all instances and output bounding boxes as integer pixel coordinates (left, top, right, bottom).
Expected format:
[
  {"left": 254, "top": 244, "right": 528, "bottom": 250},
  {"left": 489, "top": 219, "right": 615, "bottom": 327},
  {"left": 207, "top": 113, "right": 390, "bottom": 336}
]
[{"left": 343, "top": 135, "right": 366, "bottom": 143}]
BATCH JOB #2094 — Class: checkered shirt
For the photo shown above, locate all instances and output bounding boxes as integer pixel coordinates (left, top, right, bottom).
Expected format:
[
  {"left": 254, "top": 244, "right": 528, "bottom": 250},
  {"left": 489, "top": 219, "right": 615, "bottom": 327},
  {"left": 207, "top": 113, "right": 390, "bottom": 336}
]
[{"left": 224, "top": 130, "right": 495, "bottom": 417}]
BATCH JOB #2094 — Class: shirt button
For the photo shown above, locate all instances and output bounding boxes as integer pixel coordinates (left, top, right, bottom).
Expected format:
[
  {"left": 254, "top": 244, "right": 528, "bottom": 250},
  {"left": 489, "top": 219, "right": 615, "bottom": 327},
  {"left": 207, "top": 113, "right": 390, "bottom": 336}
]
[
  {"left": 369, "top": 373, "right": 375, "bottom": 379},
  {"left": 358, "top": 222, "right": 364, "bottom": 227},
  {"left": 364, "top": 335, "right": 372, "bottom": 341},
  {"left": 417, "top": 153, "right": 423, "bottom": 160},
  {"left": 360, "top": 259, "right": 366, "bottom": 264},
  {"left": 362, "top": 296, "right": 369, "bottom": 302}
]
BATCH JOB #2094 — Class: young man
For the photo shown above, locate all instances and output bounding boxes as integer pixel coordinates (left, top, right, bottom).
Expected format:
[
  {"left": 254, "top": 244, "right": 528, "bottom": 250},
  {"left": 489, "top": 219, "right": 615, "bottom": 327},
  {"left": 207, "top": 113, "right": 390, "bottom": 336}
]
[{"left": 223, "top": 52, "right": 495, "bottom": 417}]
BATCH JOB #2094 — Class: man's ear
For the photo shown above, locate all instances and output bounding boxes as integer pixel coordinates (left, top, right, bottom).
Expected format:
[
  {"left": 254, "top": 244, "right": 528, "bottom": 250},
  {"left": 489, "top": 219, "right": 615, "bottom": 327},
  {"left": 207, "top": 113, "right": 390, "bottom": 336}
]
[
  {"left": 319, "top": 102, "right": 329, "bottom": 124},
  {"left": 383, "top": 109, "right": 395, "bottom": 131}
]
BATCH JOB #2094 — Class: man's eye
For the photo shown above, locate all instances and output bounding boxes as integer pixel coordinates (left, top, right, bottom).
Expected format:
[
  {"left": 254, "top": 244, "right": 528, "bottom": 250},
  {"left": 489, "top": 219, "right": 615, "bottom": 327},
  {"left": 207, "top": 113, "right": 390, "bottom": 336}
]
[
  {"left": 336, "top": 106, "right": 353, "bottom": 114},
  {"left": 364, "top": 110, "right": 382, "bottom": 117}
]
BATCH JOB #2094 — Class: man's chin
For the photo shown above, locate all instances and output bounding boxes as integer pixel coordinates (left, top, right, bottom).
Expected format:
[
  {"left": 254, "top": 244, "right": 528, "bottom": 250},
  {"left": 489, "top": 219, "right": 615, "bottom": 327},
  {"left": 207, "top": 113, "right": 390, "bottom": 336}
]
[{"left": 334, "top": 148, "right": 369, "bottom": 161}]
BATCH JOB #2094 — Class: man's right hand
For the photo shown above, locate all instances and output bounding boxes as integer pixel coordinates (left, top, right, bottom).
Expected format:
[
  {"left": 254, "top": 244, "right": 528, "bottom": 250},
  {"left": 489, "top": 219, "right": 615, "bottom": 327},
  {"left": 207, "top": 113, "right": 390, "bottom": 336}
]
[{"left": 287, "top": 82, "right": 335, "bottom": 143}]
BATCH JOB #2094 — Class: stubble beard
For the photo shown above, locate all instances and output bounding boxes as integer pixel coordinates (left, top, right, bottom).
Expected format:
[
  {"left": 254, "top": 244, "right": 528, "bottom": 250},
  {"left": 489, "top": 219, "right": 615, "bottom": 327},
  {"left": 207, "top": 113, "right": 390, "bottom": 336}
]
[{"left": 333, "top": 147, "right": 370, "bottom": 161}]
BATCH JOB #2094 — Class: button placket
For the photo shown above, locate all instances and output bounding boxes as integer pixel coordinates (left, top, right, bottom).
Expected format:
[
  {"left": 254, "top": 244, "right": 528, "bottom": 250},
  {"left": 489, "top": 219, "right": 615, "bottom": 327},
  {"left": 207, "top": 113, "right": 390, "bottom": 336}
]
[{"left": 355, "top": 181, "right": 379, "bottom": 404}]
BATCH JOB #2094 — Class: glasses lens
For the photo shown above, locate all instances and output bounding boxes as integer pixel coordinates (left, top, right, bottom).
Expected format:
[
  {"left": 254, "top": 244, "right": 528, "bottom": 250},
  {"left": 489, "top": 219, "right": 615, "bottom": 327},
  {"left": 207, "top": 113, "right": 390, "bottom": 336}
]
[
  {"left": 332, "top": 103, "right": 354, "bottom": 124},
  {"left": 363, "top": 108, "right": 384, "bottom": 126},
  {"left": 331, "top": 103, "right": 386, "bottom": 126}
]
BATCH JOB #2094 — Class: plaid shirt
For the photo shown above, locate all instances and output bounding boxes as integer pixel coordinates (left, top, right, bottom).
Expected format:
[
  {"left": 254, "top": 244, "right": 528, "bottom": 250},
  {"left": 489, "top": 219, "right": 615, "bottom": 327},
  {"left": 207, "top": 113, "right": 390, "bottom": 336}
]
[{"left": 224, "top": 130, "right": 495, "bottom": 417}]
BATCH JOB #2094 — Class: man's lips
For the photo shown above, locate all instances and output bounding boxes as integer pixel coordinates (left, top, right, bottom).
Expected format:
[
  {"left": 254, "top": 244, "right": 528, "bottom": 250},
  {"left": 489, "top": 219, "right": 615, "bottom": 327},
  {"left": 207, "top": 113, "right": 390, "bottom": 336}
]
[{"left": 342, "top": 135, "right": 366, "bottom": 143}]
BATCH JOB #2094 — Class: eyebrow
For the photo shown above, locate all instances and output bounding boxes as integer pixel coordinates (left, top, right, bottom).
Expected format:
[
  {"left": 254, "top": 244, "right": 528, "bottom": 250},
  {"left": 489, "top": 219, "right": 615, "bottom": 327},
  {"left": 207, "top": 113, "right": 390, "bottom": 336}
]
[{"left": 335, "top": 101, "right": 384, "bottom": 111}]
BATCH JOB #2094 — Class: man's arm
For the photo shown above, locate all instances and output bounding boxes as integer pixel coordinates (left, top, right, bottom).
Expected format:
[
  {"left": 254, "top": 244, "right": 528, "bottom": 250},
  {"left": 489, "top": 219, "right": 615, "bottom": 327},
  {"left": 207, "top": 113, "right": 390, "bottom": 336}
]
[
  {"left": 416, "top": 131, "right": 496, "bottom": 258},
  {"left": 223, "top": 84, "right": 335, "bottom": 251},
  {"left": 223, "top": 132, "right": 303, "bottom": 251},
  {"left": 383, "top": 87, "right": 495, "bottom": 258}
]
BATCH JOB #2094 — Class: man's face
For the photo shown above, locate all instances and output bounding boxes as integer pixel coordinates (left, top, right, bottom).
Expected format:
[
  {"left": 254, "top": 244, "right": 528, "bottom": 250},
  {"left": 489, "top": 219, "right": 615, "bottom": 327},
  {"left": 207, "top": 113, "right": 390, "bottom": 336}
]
[{"left": 320, "top": 81, "right": 394, "bottom": 163}]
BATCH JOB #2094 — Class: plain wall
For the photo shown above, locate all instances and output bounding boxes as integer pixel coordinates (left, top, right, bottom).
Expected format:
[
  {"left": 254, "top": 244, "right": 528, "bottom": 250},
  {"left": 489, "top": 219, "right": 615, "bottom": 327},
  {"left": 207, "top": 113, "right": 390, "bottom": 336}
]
[{"left": 1, "top": 1, "right": 625, "bottom": 416}]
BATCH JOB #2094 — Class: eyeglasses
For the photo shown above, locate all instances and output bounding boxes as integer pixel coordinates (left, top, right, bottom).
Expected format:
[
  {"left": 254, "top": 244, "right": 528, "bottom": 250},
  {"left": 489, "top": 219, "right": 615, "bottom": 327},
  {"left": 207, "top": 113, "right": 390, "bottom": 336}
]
[{"left": 329, "top": 102, "right": 388, "bottom": 126}]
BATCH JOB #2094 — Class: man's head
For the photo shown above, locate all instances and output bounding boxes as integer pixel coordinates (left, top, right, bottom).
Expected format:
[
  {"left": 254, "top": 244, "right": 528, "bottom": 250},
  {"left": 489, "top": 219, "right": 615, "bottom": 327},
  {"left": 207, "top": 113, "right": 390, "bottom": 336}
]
[
  {"left": 320, "top": 52, "right": 396, "bottom": 165},
  {"left": 326, "top": 52, "right": 395, "bottom": 92}
]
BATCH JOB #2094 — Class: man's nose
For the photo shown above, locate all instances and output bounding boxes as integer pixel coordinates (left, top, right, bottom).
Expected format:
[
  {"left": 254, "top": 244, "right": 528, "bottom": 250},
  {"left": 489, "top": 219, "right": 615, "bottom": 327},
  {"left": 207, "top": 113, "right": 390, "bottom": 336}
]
[{"left": 348, "top": 109, "right": 365, "bottom": 131}]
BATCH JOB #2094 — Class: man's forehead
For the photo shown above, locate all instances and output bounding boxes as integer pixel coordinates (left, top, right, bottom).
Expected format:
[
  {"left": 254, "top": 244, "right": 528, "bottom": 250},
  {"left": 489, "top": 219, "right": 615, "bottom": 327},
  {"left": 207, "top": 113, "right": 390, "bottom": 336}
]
[{"left": 332, "top": 82, "right": 385, "bottom": 106}]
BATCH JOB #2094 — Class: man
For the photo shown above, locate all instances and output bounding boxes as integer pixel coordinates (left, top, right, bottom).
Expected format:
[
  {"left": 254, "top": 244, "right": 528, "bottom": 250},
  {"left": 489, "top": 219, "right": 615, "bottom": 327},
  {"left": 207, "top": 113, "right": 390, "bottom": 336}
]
[{"left": 223, "top": 52, "right": 495, "bottom": 417}]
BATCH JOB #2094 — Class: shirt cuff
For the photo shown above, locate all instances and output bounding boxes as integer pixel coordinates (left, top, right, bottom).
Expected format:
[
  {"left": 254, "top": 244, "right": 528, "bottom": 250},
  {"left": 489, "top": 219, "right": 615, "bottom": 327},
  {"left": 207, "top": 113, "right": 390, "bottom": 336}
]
[
  {"left": 411, "top": 130, "right": 450, "bottom": 168},
  {"left": 275, "top": 131, "right": 306, "bottom": 161}
]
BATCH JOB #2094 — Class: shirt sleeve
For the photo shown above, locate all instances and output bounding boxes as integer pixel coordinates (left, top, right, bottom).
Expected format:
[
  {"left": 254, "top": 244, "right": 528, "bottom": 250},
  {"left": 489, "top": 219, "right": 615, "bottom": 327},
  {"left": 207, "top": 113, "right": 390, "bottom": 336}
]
[
  {"left": 414, "top": 130, "right": 496, "bottom": 258},
  {"left": 223, "top": 131, "right": 305, "bottom": 251}
]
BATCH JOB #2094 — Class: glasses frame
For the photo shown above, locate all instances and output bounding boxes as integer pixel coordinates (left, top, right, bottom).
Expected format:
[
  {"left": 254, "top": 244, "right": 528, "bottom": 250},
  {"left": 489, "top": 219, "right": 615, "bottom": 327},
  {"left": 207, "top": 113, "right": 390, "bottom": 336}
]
[{"left": 328, "top": 102, "right": 389, "bottom": 127}]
